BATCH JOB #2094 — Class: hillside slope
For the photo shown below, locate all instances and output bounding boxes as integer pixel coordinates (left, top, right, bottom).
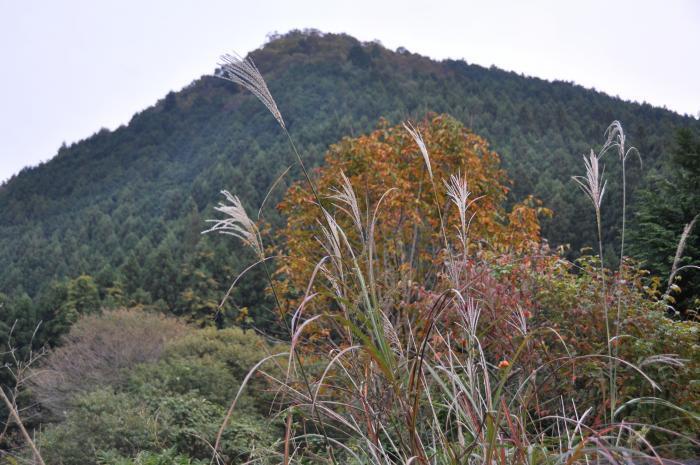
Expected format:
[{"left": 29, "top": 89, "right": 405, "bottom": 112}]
[{"left": 1, "top": 29, "right": 698, "bottom": 325}]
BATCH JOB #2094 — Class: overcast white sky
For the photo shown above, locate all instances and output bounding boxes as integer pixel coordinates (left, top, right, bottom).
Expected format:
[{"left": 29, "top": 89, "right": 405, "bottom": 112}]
[{"left": 1, "top": 0, "right": 699, "bottom": 183}]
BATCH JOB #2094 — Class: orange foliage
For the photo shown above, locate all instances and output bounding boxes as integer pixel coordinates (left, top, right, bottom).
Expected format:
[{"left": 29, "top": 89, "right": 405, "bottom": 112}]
[{"left": 276, "top": 115, "right": 549, "bottom": 309}]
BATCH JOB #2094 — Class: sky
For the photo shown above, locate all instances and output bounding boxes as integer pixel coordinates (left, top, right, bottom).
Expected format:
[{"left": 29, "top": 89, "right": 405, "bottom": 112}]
[{"left": 1, "top": 0, "right": 699, "bottom": 183}]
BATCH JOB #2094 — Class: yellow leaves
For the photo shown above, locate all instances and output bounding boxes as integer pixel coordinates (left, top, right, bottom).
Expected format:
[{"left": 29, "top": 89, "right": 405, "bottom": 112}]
[
  {"left": 181, "top": 289, "right": 195, "bottom": 302},
  {"left": 235, "top": 306, "right": 250, "bottom": 324}
]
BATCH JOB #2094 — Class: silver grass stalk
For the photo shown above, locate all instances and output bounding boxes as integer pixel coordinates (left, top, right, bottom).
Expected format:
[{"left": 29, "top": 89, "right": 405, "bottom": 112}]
[
  {"left": 444, "top": 257, "right": 462, "bottom": 287},
  {"left": 318, "top": 211, "right": 343, "bottom": 264},
  {"left": 603, "top": 120, "right": 640, "bottom": 166},
  {"left": 602, "top": 121, "right": 640, "bottom": 419},
  {"left": 203, "top": 191, "right": 264, "bottom": 260},
  {"left": 403, "top": 122, "right": 433, "bottom": 181},
  {"left": 404, "top": 121, "right": 451, "bottom": 255},
  {"left": 212, "top": 54, "right": 336, "bottom": 458},
  {"left": 218, "top": 53, "right": 285, "bottom": 130},
  {"left": 459, "top": 295, "right": 481, "bottom": 339},
  {"left": 217, "top": 53, "right": 325, "bottom": 215},
  {"left": 602, "top": 120, "right": 640, "bottom": 261},
  {"left": 316, "top": 211, "right": 348, "bottom": 311},
  {"left": 664, "top": 213, "right": 700, "bottom": 305},
  {"left": 603, "top": 120, "right": 626, "bottom": 158},
  {"left": 380, "top": 309, "right": 401, "bottom": 356},
  {"left": 573, "top": 148, "right": 613, "bottom": 422},
  {"left": 319, "top": 264, "right": 345, "bottom": 308}
]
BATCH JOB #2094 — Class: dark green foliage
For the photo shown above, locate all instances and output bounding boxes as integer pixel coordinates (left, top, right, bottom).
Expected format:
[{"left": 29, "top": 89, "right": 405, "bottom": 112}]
[
  {"left": 161, "top": 327, "right": 283, "bottom": 414},
  {"left": 63, "top": 275, "right": 100, "bottom": 317},
  {"left": 0, "top": 293, "right": 41, "bottom": 354},
  {"left": 628, "top": 128, "right": 700, "bottom": 317},
  {"left": 1, "top": 29, "right": 698, "bottom": 343}
]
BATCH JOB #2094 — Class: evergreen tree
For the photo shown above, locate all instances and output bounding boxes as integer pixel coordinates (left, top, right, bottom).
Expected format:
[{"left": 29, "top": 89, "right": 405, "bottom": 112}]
[
  {"left": 64, "top": 275, "right": 101, "bottom": 317},
  {"left": 628, "top": 128, "right": 700, "bottom": 318}
]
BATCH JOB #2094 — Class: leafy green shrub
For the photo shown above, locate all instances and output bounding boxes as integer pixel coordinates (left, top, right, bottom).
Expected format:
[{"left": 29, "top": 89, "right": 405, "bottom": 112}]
[
  {"left": 97, "top": 449, "right": 206, "bottom": 465},
  {"left": 535, "top": 258, "right": 699, "bottom": 404},
  {"left": 39, "top": 390, "right": 160, "bottom": 465},
  {"left": 165, "top": 327, "right": 275, "bottom": 379},
  {"left": 128, "top": 357, "right": 240, "bottom": 407},
  {"left": 38, "top": 389, "right": 275, "bottom": 465},
  {"left": 161, "top": 327, "right": 285, "bottom": 413}
]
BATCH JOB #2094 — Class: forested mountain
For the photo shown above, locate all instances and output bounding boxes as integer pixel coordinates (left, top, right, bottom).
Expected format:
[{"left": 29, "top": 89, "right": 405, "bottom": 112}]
[{"left": 1, "top": 29, "right": 699, "bottom": 338}]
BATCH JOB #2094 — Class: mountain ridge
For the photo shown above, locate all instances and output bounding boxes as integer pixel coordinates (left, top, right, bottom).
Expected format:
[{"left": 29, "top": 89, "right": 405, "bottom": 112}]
[{"left": 3, "top": 29, "right": 692, "bottom": 189}]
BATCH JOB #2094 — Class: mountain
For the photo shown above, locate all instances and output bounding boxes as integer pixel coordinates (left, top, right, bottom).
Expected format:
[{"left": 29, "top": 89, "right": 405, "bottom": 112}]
[{"left": 1, "top": 29, "right": 698, "bottom": 334}]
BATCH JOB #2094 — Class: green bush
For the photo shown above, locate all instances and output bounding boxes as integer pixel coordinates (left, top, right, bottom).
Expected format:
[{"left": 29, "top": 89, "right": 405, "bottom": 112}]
[
  {"left": 165, "top": 327, "right": 277, "bottom": 380},
  {"left": 533, "top": 257, "right": 700, "bottom": 455},
  {"left": 97, "top": 449, "right": 207, "bottom": 465},
  {"left": 38, "top": 389, "right": 276, "bottom": 465},
  {"left": 127, "top": 357, "right": 241, "bottom": 407},
  {"left": 161, "top": 327, "right": 285, "bottom": 413}
]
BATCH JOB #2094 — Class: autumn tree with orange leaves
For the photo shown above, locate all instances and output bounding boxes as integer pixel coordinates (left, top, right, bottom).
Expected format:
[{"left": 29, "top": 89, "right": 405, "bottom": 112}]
[{"left": 275, "top": 115, "right": 550, "bottom": 316}]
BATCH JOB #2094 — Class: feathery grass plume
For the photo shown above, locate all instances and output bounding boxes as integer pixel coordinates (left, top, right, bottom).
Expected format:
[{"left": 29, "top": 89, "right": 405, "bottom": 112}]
[
  {"left": 316, "top": 210, "right": 345, "bottom": 288},
  {"left": 218, "top": 53, "right": 285, "bottom": 130},
  {"left": 203, "top": 191, "right": 264, "bottom": 259},
  {"left": 507, "top": 305, "right": 530, "bottom": 336},
  {"left": 328, "top": 171, "right": 364, "bottom": 241},
  {"left": 572, "top": 149, "right": 607, "bottom": 212},
  {"left": 458, "top": 295, "right": 481, "bottom": 339},
  {"left": 403, "top": 121, "right": 433, "bottom": 181},
  {"left": 664, "top": 213, "right": 700, "bottom": 307},
  {"left": 443, "top": 172, "right": 482, "bottom": 259},
  {"left": 444, "top": 173, "right": 471, "bottom": 233},
  {"left": 218, "top": 52, "right": 326, "bottom": 213},
  {"left": 212, "top": 56, "right": 337, "bottom": 464},
  {"left": 603, "top": 120, "right": 640, "bottom": 165},
  {"left": 205, "top": 193, "right": 338, "bottom": 463}
]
